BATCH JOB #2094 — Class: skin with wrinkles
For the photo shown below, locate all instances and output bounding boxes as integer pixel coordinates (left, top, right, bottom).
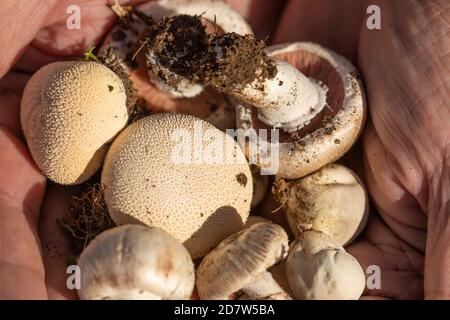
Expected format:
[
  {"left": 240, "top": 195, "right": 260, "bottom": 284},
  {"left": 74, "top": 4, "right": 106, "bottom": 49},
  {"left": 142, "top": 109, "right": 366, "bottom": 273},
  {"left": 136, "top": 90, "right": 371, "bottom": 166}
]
[{"left": 0, "top": 0, "right": 448, "bottom": 300}]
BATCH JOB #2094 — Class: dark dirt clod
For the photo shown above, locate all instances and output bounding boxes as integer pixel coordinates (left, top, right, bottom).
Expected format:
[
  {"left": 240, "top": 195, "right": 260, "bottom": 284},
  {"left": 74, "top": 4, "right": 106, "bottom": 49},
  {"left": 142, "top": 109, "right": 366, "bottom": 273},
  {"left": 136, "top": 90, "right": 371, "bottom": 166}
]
[
  {"left": 58, "top": 184, "right": 115, "bottom": 255},
  {"left": 236, "top": 173, "right": 248, "bottom": 187},
  {"left": 146, "top": 14, "right": 277, "bottom": 94}
]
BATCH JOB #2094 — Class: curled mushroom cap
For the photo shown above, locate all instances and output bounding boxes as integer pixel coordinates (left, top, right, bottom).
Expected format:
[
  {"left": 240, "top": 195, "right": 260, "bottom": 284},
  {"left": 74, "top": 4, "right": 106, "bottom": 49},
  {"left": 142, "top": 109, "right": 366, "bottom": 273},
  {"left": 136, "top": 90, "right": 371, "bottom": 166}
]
[
  {"left": 236, "top": 42, "right": 367, "bottom": 179},
  {"left": 101, "top": 113, "right": 252, "bottom": 258},
  {"left": 274, "top": 163, "right": 369, "bottom": 246},
  {"left": 286, "top": 230, "right": 366, "bottom": 300},
  {"left": 20, "top": 61, "right": 129, "bottom": 185},
  {"left": 196, "top": 222, "right": 290, "bottom": 300},
  {"left": 77, "top": 225, "right": 195, "bottom": 300}
]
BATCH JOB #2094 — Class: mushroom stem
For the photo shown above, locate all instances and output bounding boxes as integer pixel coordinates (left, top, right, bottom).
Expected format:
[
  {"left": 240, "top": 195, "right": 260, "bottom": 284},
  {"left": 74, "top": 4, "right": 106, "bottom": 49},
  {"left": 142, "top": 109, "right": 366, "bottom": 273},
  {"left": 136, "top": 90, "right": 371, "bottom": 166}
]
[
  {"left": 248, "top": 60, "right": 328, "bottom": 132},
  {"left": 146, "top": 15, "right": 329, "bottom": 132},
  {"left": 240, "top": 271, "right": 292, "bottom": 300}
]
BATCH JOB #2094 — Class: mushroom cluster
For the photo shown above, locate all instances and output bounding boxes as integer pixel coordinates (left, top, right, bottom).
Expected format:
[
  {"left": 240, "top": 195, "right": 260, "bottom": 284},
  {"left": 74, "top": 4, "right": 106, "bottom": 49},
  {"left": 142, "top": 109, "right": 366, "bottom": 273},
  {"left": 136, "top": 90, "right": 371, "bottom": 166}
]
[{"left": 19, "top": 0, "right": 370, "bottom": 300}]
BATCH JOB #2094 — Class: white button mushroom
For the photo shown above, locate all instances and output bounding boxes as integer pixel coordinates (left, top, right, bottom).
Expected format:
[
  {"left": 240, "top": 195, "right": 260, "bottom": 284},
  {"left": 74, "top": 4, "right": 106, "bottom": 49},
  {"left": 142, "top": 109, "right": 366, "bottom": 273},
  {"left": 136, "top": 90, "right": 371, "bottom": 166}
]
[
  {"left": 286, "top": 230, "right": 366, "bottom": 300},
  {"left": 196, "top": 222, "right": 291, "bottom": 300},
  {"left": 101, "top": 113, "right": 253, "bottom": 258},
  {"left": 20, "top": 61, "right": 129, "bottom": 185},
  {"left": 77, "top": 224, "right": 195, "bottom": 300},
  {"left": 236, "top": 42, "right": 367, "bottom": 179},
  {"left": 274, "top": 164, "right": 369, "bottom": 246}
]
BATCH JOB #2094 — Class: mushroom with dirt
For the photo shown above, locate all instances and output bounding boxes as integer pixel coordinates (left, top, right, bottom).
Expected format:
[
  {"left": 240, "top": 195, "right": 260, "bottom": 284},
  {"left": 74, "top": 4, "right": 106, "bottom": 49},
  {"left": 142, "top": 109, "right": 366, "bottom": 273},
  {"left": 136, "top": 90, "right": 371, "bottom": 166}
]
[
  {"left": 101, "top": 113, "right": 253, "bottom": 258},
  {"left": 144, "top": 18, "right": 366, "bottom": 178},
  {"left": 20, "top": 61, "right": 130, "bottom": 185},
  {"left": 196, "top": 221, "right": 291, "bottom": 300},
  {"left": 273, "top": 163, "right": 369, "bottom": 246},
  {"left": 77, "top": 224, "right": 195, "bottom": 300},
  {"left": 285, "top": 230, "right": 366, "bottom": 300},
  {"left": 99, "top": 1, "right": 251, "bottom": 130},
  {"left": 236, "top": 42, "right": 367, "bottom": 178}
]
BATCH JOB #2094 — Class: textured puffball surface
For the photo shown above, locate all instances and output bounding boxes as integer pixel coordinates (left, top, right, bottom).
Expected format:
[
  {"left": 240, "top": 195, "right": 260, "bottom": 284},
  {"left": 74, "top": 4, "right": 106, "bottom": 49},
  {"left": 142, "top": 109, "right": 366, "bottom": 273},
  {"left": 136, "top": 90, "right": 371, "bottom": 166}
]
[
  {"left": 286, "top": 231, "right": 366, "bottom": 300},
  {"left": 285, "top": 164, "right": 368, "bottom": 246},
  {"left": 77, "top": 225, "right": 195, "bottom": 300},
  {"left": 21, "top": 61, "right": 129, "bottom": 185},
  {"left": 101, "top": 113, "right": 253, "bottom": 258}
]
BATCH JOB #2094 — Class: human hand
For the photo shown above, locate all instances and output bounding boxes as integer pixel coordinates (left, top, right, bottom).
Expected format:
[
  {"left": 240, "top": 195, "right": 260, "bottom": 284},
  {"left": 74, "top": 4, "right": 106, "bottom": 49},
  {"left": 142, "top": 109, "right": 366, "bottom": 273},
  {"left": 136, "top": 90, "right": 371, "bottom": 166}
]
[
  {"left": 0, "top": 0, "right": 151, "bottom": 300},
  {"left": 1, "top": 0, "right": 448, "bottom": 300},
  {"left": 241, "top": 0, "right": 449, "bottom": 299}
]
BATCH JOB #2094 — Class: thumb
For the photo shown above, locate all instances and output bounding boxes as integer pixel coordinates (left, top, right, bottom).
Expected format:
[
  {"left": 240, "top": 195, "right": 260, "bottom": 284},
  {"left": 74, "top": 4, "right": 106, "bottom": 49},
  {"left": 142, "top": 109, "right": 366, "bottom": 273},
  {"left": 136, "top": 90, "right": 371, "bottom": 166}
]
[{"left": 0, "top": 127, "right": 47, "bottom": 299}]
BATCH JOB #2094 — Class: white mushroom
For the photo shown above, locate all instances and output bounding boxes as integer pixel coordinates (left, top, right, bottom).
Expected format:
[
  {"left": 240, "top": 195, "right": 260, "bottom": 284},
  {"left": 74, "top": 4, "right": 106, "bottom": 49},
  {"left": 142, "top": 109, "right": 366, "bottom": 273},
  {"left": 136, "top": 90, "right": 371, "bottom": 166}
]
[
  {"left": 274, "top": 164, "right": 369, "bottom": 246},
  {"left": 286, "top": 230, "right": 366, "bottom": 300},
  {"left": 101, "top": 0, "right": 252, "bottom": 99},
  {"left": 196, "top": 222, "right": 291, "bottom": 300},
  {"left": 236, "top": 42, "right": 367, "bottom": 179},
  {"left": 101, "top": 113, "right": 252, "bottom": 258},
  {"left": 20, "top": 61, "right": 129, "bottom": 185},
  {"left": 77, "top": 224, "right": 195, "bottom": 300}
]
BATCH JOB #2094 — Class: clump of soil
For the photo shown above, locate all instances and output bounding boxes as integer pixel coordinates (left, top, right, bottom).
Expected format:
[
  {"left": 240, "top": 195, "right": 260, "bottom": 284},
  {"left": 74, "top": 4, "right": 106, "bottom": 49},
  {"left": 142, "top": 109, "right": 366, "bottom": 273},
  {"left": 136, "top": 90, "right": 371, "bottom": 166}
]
[
  {"left": 58, "top": 184, "right": 115, "bottom": 255},
  {"left": 273, "top": 177, "right": 315, "bottom": 235},
  {"left": 147, "top": 14, "right": 210, "bottom": 79},
  {"left": 98, "top": 46, "right": 137, "bottom": 114},
  {"left": 146, "top": 14, "right": 277, "bottom": 95}
]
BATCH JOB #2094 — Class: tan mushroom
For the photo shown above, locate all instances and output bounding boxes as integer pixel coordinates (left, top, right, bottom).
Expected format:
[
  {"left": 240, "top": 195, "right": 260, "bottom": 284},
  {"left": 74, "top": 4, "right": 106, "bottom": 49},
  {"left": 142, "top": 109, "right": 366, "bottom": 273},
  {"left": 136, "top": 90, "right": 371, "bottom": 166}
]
[
  {"left": 273, "top": 163, "right": 369, "bottom": 246},
  {"left": 196, "top": 222, "right": 291, "bottom": 300},
  {"left": 285, "top": 230, "right": 366, "bottom": 300},
  {"left": 20, "top": 61, "right": 129, "bottom": 185},
  {"left": 101, "top": 113, "right": 252, "bottom": 258},
  {"left": 77, "top": 224, "right": 195, "bottom": 300},
  {"left": 236, "top": 42, "right": 367, "bottom": 178}
]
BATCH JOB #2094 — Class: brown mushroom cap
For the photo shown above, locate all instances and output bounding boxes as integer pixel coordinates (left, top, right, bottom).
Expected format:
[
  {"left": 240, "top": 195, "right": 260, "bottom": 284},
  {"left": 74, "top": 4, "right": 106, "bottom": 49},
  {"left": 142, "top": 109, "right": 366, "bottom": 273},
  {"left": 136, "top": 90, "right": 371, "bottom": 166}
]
[
  {"left": 101, "top": 113, "right": 252, "bottom": 258},
  {"left": 236, "top": 42, "right": 367, "bottom": 179},
  {"left": 196, "top": 222, "right": 288, "bottom": 299}
]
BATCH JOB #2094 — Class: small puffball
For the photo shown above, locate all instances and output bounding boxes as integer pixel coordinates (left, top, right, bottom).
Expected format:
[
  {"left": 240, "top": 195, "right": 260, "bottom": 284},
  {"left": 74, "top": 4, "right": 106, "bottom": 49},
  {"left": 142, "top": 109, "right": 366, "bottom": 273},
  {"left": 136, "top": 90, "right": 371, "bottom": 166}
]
[
  {"left": 20, "top": 61, "right": 129, "bottom": 185},
  {"left": 286, "top": 230, "right": 366, "bottom": 300}
]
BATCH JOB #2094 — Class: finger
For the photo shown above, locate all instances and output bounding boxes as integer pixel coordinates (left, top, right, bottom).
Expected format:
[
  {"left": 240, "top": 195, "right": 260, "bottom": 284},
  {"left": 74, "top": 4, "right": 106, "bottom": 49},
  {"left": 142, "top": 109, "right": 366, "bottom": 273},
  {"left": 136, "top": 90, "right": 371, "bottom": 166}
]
[
  {"left": 226, "top": 0, "right": 288, "bottom": 40},
  {"left": 347, "top": 214, "right": 424, "bottom": 300},
  {"left": 272, "top": 0, "right": 366, "bottom": 61},
  {"left": 363, "top": 121, "right": 427, "bottom": 252},
  {"left": 13, "top": 0, "right": 149, "bottom": 73},
  {"left": 0, "top": 127, "right": 47, "bottom": 299},
  {"left": 0, "top": 0, "right": 57, "bottom": 78},
  {"left": 0, "top": 72, "right": 29, "bottom": 137},
  {"left": 39, "top": 183, "right": 81, "bottom": 300}
]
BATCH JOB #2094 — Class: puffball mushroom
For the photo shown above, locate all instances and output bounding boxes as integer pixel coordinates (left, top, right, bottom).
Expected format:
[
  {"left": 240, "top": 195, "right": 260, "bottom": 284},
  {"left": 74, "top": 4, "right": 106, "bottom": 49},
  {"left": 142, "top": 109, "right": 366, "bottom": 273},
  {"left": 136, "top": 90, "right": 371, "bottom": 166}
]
[
  {"left": 274, "top": 163, "right": 369, "bottom": 246},
  {"left": 101, "top": 113, "right": 252, "bottom": 258},
  {"left": 196, "top": 222, "right": 291, "bottom": 300},
  {"left": 236, "top": 42, "right": 367, "bottom": 179},
  {"left": 286, "top": 230, "right": 366, "bottom": 300},
  {"left": 77, "top": 225, "right": 195, "bottom": 300},
  {"left": 21, "top": 61, "right": 129, "bottom": 185}
]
